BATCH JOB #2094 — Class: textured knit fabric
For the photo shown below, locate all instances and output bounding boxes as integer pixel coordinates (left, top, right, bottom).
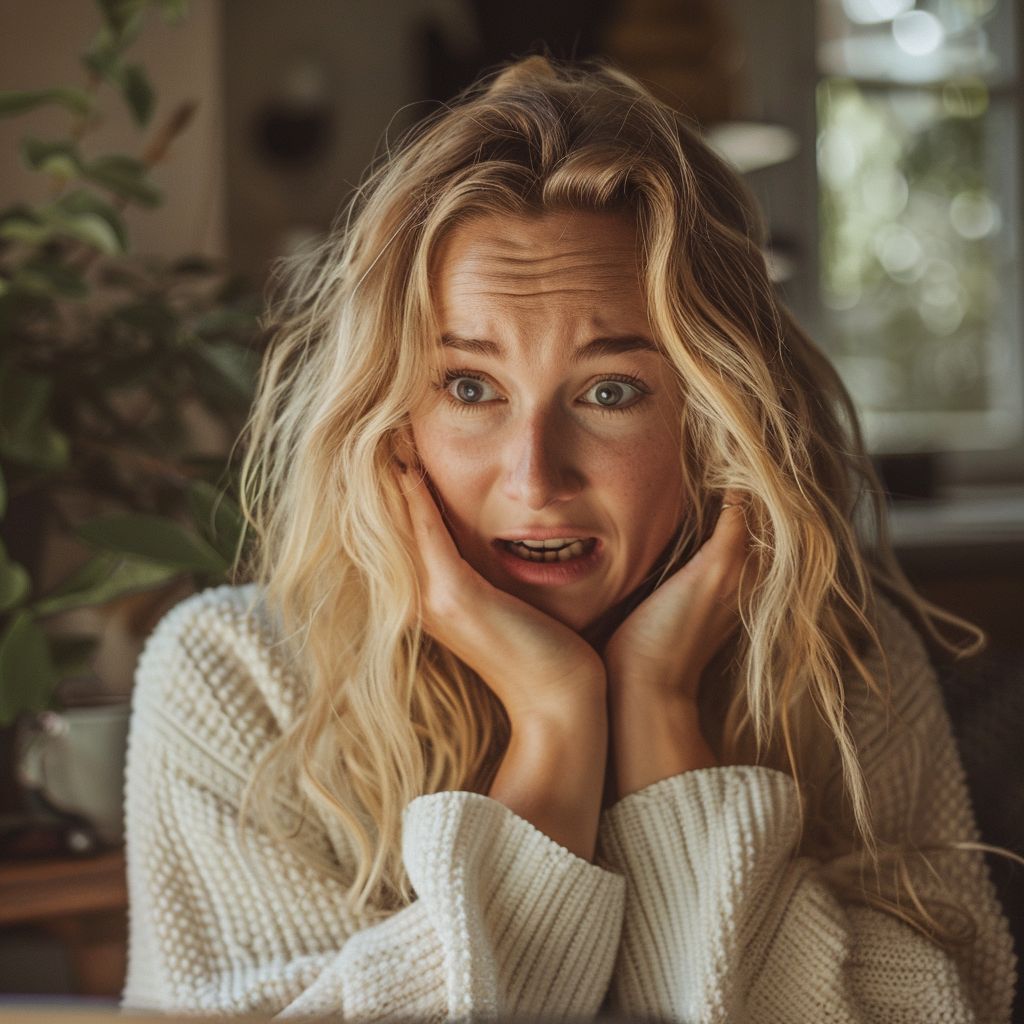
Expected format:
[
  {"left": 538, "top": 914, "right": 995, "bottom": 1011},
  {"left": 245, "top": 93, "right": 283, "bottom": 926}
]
[{"left": 122, "top": 584, "right": 1016, "bottom": 1021}]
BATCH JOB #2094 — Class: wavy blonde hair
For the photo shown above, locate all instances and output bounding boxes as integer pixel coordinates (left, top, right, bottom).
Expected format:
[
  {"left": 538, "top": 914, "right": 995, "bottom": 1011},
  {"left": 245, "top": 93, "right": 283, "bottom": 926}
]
[{"left": 240, "top": 57, "right": 980, "bottom": 926}]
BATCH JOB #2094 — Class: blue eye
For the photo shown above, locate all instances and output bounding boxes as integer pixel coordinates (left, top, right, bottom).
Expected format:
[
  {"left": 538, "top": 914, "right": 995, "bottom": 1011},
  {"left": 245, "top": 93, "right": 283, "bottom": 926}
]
[
  {"left": 582, "top": 379, "right": 643, "bottom": 408},
  {"left": 447, "top": 375, "right": 497, "bottom": 404}
]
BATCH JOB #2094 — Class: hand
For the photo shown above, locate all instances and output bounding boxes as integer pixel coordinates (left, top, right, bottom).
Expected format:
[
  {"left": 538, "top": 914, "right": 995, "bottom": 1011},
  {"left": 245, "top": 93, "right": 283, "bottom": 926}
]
[
  {"left": 604, "top": 496, "right": 751, "bottom": 796},
  {"left": 605, "top": 496, "right": 750, "bottom": 699},
  {"left": 396, "top": 464, "right": 607, "bottom": 860},
  {"left": 398, "top": 465, "right": 605, "bottom": 722}
]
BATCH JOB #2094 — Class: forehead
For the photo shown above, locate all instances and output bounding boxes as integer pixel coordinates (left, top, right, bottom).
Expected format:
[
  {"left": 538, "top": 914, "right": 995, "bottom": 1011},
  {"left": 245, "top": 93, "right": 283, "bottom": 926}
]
[
  {"left": 429, "top": 211, "right": 661, "bottom": 367},
  {"left": 432, "top": 210, "right": 642, "bottom": 303}
]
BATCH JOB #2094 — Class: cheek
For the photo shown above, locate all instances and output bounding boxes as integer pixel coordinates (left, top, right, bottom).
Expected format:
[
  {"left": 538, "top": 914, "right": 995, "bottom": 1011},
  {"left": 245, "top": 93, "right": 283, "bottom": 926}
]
[
  {"left": 587, "top": 413, "right": 684, "bottom": 580},
  {"left": 409, "top": 413, "right": 498, "bottom": 533},
  {"left": 605, "top": 435, "right": 684, "bottom": 536}
]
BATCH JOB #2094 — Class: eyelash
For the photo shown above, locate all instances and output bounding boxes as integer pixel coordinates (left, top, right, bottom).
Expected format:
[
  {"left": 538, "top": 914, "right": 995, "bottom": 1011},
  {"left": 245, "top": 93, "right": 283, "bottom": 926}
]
[{"left": 435, "top": 368, "right": 651, "bottom": 413}]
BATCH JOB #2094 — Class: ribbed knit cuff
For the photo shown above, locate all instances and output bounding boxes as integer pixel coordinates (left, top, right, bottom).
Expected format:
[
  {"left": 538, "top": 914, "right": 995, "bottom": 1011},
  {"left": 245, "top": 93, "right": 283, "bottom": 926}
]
[
  {"left": 404, "top": 791, "right": 625, "bottom": 1017},
  {"left": 598, "top": 766, "right": 803, "bottom": 1018}
]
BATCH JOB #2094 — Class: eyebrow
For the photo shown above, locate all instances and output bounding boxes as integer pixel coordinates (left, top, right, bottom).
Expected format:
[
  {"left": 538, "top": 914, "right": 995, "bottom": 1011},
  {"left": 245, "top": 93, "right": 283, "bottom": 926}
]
[{"left": 441, "top": 333, "right": 658, "bottom": 361}]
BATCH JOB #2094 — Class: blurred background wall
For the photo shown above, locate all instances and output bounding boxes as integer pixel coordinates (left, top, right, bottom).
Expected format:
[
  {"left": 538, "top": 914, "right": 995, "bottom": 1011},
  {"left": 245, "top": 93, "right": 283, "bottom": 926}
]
[{"left": 216, "top": 0, "right": 822, "bottom": 324}]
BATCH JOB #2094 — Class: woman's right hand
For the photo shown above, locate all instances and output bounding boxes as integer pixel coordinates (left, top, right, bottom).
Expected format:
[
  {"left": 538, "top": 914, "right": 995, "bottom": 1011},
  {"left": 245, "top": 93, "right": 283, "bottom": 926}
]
[{"left": 398, "top": 465, "right": 607, "bottom": 861}]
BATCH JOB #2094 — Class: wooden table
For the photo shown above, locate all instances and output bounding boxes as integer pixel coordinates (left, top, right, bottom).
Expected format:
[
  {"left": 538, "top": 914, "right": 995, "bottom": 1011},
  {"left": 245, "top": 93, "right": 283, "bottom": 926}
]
[{"left": 0, "top": 853, "right": 127, "bottom": 997}]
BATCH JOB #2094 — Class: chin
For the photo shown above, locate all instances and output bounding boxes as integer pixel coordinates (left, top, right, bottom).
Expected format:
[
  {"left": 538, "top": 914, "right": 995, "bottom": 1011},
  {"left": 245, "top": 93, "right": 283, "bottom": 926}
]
[{"left": 509, "top": 584, "right": 606, "bottom": 634}]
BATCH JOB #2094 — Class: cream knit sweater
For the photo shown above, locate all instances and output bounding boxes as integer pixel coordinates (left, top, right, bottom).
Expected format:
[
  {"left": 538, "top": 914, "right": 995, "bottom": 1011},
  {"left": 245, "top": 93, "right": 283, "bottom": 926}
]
[{"left": 123, "top": 584, "right": 1016, "bottom": 1021}]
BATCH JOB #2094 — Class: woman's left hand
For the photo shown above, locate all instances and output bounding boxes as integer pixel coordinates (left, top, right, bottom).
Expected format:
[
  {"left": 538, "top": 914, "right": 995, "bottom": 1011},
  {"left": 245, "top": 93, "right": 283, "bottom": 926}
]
[{"left": 604, "top": 496, "right": 751, "bottom": 797}]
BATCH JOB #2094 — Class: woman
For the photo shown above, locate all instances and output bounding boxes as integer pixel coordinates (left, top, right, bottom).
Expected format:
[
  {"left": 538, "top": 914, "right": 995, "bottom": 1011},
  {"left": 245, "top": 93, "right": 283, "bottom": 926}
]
[{"left": 122, "top": 58, "right": 1015, "bottom": 1019}]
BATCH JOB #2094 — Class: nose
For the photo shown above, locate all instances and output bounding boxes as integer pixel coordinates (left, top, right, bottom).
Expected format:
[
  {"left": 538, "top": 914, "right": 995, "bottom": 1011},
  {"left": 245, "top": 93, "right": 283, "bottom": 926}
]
[{"left": 502, "top": 406, "right": 584, "bottom": 511}]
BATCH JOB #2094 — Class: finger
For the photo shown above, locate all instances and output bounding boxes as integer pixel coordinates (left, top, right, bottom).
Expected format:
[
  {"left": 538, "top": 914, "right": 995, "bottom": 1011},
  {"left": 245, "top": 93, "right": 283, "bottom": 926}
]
[
  {"left": 712, "top": 491, "right": 762, "bottom": 603},
  {"left": 677, "top": 491, "right": 749, "bottom": 601},
  {"left": 399, "top": 468, "right": 464, "bottom": 571},
  {"left": 392, "top": 428, "right": 420, "bottom": 474},
  {"left": 692, "top": 491, "right": 748, "bottom": 561},
  {"left": 717, "top": 489, "right": 746, "bottom": 520}
]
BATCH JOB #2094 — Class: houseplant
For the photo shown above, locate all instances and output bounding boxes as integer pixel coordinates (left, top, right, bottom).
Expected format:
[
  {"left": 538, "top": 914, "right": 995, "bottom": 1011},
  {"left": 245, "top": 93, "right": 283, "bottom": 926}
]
[{"left": 0, "top": 0, "right": 259, "bottom": 727}]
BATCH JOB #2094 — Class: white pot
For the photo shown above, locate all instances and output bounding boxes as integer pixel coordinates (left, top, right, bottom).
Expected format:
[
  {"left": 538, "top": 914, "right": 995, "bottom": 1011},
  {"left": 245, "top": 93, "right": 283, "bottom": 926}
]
[{"left": 17, "top": 704, "right": 131, "bottom": 845}]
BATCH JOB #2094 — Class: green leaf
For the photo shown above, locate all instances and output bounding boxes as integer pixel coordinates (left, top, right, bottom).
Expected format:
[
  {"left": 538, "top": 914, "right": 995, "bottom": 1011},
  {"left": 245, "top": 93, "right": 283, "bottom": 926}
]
[
  {"left": 0, "top": 422, "right": 69, "bottom": 471},
  {"left": 119, "top": 63, "right": 156, "bottom": 129},
  {"left": 0, "top": 366, "right": 70, "bottom": 471},
  {"left": 83, "top": 27, "right": 126, "bottom": 82},
  {"left": 84, "top": 153, "right": 162, "bottom": 207},
  {"left": 1, "top": 425, "right": 68, "bottom": 471},
  {"left": 50, "top": 635, "right": 99, "bottom": 678},
  {"left": 0, "top": 88, "right": 93, "bottom": 118},
  {"left": 187, "top": 480, "right": 245, "bottom": 563},
  {"left": 0, "top": 540, "right": 31, "bottom": 613},
  {"left": 95, "top": 0, "right": 149, "bottom": 40},
  {"left": 0, "top": 611, "right": 55, "bottom": 725},
  {"left": 40, "top": 189, "right": 128, "bottom": 255},
  {"left": 114, "top": 298, "right": 178, "bottom": 342},
  {"left": 190, "top": 298, "right": 260, "bottom": 338},
  {"left": 42, "top": 551, "right": 119, "bottom": 601},
  {"left": 0, "top": 293, "right": 12, "bottom": 343},
  {"left": 13, "top": 257, "right": 89, "bottom": 299},
  {"left": 33, "top": 551, "right": 179, "bottom": 616},
  {"left": 196, "top": 341, "right": 258, "bottom": 400},
  {"left": 77, "top": 513, "right": 229, "bottom": 574},
  {"left": 21, "top": 138, "right": 83, "bottom": 181},
  {"left": 0, "top": 212, "right": 53, "bottom": 246},
  {"left": 0, "top": 564, "right": 31, "bottom": 614},
  {"left": 83, "top": 27, "right": 155, "bottom": 131}
]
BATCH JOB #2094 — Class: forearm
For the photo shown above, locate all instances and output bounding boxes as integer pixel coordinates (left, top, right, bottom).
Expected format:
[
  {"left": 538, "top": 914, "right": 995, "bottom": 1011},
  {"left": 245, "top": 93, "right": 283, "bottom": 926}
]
[
  {"left": 610, "top": 682, "right": 716, "bottom": 798},
  {"left": 489, "top": 696, "right": 608, "bottom": 862}
]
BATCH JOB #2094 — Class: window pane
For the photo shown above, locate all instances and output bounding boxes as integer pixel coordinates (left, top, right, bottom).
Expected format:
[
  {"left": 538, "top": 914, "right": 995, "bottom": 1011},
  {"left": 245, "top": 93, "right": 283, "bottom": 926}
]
[
  {"left": 817, "top": 0, "right": 1014, "bottom": 85},
  {"left": 815, "top": 0, "right": 1020, "bottom": 451}
]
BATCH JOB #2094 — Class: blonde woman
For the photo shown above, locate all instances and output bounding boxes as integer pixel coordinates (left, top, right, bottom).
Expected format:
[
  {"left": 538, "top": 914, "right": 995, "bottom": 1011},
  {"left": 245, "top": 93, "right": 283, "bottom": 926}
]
[{"left": 122, "top": 58, "right": 1015, "bottom": 1019}]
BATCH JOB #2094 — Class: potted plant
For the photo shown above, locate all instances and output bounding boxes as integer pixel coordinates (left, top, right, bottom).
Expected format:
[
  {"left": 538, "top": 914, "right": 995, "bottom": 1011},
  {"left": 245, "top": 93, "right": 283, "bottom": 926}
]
[{"left": 0, "top": 0, "right": 259, "bottom": 850}]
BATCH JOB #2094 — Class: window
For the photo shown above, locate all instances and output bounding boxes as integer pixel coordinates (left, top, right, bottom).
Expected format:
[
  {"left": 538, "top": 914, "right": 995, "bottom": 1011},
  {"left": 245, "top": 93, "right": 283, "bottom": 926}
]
[{"left": 815, "top": 0, "right": 1020, "bottom": 453}]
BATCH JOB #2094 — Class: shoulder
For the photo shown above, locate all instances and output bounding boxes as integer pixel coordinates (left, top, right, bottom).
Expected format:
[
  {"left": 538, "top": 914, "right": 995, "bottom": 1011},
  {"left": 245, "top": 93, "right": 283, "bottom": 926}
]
[
  {"left": 844, "top": 592, "right": 974, "bottom": 842},
  {"left": 132, "top": 584, "right": 304, "bottom": 774},
  {"left": 851, "top": 592, "right": 952, "bottom": 733}
]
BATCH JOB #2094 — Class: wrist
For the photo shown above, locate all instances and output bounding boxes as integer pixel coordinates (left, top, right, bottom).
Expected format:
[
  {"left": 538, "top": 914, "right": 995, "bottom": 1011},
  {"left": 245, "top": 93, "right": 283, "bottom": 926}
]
[
  {"left": 490, "top": 693, "right": 607, "bottom": 862},
  {"left": 611, "top": 690, "right": 717, "bottom": 798},
  {"left": 506, "top": 664, "right": 607, "bottom": 731},
  {"left": 607, "top": 664, "right": 702, "bottom": 711},
  {"left": 603, "top": 631, "right": 705, "bottom": 701}
]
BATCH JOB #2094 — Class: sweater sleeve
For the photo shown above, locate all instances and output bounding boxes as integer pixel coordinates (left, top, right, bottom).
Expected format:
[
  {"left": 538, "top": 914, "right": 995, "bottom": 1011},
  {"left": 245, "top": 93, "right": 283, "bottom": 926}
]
[
  {"left": 598, "top": 603, "right": 1016, "bottom": 1024},
  {"left": 122, "top": 587, "right": 624, "bottom": 1018},
  {"left": 281, "top": 792, "right": 625, "bottom": 1019}
]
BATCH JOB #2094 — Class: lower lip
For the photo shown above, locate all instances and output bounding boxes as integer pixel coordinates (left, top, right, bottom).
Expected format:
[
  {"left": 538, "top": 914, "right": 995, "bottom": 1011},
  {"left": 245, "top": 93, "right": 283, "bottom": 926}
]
[{"left": 492, "top": 539, "right": 602, "bottom": 586}]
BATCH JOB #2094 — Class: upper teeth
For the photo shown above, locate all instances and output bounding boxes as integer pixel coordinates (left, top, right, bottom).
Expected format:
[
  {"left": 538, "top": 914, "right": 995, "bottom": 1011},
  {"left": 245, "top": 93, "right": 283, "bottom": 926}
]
[
  {"left": 506, "top": 537, "right": 591, "bottom": 563},
  {"left": 518, "top": 538, "right": 581, "bottom": 549}
]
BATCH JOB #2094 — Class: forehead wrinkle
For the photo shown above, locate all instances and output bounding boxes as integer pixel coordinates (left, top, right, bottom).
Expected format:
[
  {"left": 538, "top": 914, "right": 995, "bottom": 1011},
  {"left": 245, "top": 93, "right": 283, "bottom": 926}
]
[
  {"left": 448, "top": 246, "right": 636, "bottom": 284},
  {"left": 439, "top": 330, "right": 658, "bottom": 365},
  {"left": 445, "top": 265, "right": 639, "bottom": 299}
]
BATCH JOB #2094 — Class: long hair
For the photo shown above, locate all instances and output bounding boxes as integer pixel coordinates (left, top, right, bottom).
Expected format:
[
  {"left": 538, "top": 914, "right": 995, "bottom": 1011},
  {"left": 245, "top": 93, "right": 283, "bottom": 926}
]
[{"left": 239, "top": 56, "right": 980, "bottom": 923}]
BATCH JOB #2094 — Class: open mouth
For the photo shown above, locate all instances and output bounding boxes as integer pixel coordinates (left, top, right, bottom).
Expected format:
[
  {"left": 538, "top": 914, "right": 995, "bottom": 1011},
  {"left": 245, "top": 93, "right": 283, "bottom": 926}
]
[{"left": 502, "top": 537, "right": 597, "bottom": 563}]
